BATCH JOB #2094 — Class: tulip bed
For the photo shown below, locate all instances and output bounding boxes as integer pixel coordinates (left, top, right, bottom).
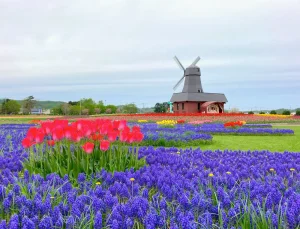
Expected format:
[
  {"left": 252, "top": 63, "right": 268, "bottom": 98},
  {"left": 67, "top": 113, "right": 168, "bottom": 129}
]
[
  {"left": 93, "top": 113, "right": 300, "bottom": 124},
  {"left": 0, "top": 120, "right": 300, "bottom": 228}
]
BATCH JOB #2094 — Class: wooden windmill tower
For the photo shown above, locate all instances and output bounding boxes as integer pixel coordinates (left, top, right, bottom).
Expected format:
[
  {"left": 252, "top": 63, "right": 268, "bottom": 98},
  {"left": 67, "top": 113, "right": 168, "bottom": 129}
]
[{"left": 170, "top": 56, "right": 228, "bottom": 113}]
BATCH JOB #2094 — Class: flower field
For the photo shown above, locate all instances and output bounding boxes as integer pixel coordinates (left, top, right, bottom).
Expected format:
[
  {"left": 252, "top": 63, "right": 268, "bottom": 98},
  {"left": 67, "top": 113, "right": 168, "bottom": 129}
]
[
  {"left": 91, "top": 113, "right": 300, "bottom": 124},
  {"left": 0, "top": 118, "right": 299, "bottom": 228}
]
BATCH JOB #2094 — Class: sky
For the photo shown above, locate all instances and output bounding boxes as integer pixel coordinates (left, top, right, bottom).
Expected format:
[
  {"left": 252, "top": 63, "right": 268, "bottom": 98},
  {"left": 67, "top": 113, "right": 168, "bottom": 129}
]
[{"left": 0, "top": 0, "right": 300, "bottom": 111}]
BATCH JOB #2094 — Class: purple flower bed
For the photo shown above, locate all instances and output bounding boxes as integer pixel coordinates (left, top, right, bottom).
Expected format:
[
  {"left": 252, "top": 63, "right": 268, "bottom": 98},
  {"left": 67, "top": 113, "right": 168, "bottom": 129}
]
[
  {"left": 137, "top": 123, "right": 294, "bottom": 136},
  {"left": 243, "top": 124, "right": 273, "bottom": 128},
  {"left": 0, "top": 124, "right": 299, "bottom": 228}
]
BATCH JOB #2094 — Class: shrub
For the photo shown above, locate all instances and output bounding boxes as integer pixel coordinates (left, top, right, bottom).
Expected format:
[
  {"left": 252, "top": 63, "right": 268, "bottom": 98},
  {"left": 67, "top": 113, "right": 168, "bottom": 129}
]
[
  {"left": 248, "top": 111, "right": 254, "bottom": 114},
  {"left": 282, "top": 110, "right": 291, "bottom": 115},
  {"left": 295, "top": 110, "right": 300, "bottom": 116},
  {"left": 270, "top": 110, "right": 277, "bottom": 114},
  {"left": 259, "top": 111, "right": 265, "bottom": 114}
]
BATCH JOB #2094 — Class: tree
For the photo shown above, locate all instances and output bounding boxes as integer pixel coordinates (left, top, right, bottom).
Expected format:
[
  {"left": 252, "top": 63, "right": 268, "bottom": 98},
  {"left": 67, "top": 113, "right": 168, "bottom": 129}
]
[
  {"left": 94, "top": 108, "right": 101, "bottom": 114},
  {"left": 69, "top": 105, "right": 81, "bottom": 115},
  {"left": 259, "top": 111, "right": 265, "bottom": 114},
  {"left": 248, "top": 111, "right": 254, "bottom": 114},
  {"left": 80, "top": 98, "right": 96, "bottom": 115},
  {"left": 1, "top": 99, "right": 21, "bottom": 114},
  {"left": 68, "top": 101, "right": 79, "bottom": 106},
  {"left": 122, "top": 103, "right": 138, "bottom": 114},
  {"left": 282, "top": 110, "right": 291, "bottom": 115},
  {"left": 296, "top": 109, "right": 300, "bottom": 116},
  {"left": 82, "top": 109, "right": 89, "bottom": 115},
  {"left": 22, "top": 96, "right": 36, "bottom": 114},
  {"left": 60, "top": 103, "right": 71, "bottom": 115},
  {"left": 51, "top": 106, "right": 63, "bottom": 115},
  {"left": 154, "top": 102, "right": 168, "bottom": 113},
  {"left": 270, "top": 110, "right": 277, "bottom": 114},
  {"left": 105, "top": 105, "right": 117, "bottom": 114}
]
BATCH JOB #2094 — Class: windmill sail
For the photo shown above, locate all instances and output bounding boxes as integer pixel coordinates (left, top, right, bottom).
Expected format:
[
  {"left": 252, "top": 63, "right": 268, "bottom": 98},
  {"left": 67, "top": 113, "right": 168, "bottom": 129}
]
[
  {"left": 173, "top": 56, "right": 185, "bottom": 71},
  {"left": 191, "top": 56, "right": 200, "bottom": 66},
  {"left": 173, "top": 75, "right": 185, "bottom": 90}
]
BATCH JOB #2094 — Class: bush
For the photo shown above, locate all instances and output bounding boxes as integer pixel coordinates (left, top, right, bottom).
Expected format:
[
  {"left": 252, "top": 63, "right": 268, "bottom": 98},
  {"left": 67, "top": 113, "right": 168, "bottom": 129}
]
[
  {"left": 270, "top": 110, "right": 277, "bottom": 114},
  {"left": 259, "top": 111, "right": 265, "bottom": 114},
  {"left": 282, "top": 110, "right": 291, "bottom": 115},
  {"left": 295, "top": 110, "right": 300, "bottom": 116},
  {"left": 248, "top": 111, "right": 254, "bottom": 114}
]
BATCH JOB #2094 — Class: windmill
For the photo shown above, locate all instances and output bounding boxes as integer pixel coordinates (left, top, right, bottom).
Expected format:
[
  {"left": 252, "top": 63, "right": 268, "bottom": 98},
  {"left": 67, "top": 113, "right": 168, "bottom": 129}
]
[
  {"left": 173, "top": 56, "right": 203, "bottom": 93},
  {"left": 170, "top": 55, "right": 228, "bottom": 113}
]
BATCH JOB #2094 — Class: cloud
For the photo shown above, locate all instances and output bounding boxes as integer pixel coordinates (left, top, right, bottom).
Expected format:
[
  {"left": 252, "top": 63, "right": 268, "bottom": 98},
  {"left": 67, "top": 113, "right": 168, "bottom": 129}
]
[{"left": 0, "top": 0, "right": 300, "bottom": 109}]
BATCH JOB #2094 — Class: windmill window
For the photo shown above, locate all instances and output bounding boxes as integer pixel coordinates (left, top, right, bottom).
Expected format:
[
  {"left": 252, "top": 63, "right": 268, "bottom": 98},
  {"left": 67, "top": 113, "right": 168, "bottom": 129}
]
[
  {"left": 182, "top": 103, "right": 184, "bottom": 110},
  {"left": 198, "top": 103, "right": 200, "bottom": 110},
  {"left": 198, "top": 89, "right": 200, "bottom": 92}
]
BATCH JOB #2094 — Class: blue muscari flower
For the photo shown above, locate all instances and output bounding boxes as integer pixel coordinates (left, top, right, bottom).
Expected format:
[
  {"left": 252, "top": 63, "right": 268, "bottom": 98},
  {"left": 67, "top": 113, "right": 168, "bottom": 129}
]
[
  {"left": 94, "top": 211, "right": 102, "bottom": 228},
  {"left": 77, "top": 173, "right": 86, "bottom": 183},
  {"left": 51, "top": 206, "right": 61, "bottom": 223},
  {"left": 38, "top": 216, "right": 52, "bottom": 229},
  {"left": 54, "top": 215, "right": 63, "bottom": 228},
  {"left": 0, "top": 220, "right": 7, "bottom": 229},
  {"left": 66, "top": 215, "right": 75, "bottom": 229},
  {"left": 223, "top": 196, "right": 231, "bottom": 209},
  {"left": 111, "top": 220, "right": 119, "bottom": 229},
  {"left": 271, "top": 213, "right": 278, "bottom": 228},
  {"left": 94, "top": 186, "right": 105, "bottom": 198},
  {"left": 12, "top": 184, "right": 21, "bottom": 196},
  {"left": 0, "top": 185, "right": 5, "bottom": 201},
  {"left": 3, "top": 197, "right": 11, "bottom": 213},
  {"left": 24, "top": 170, "right": 30, "bottom": 182},
  {"left": 125, "top": 218, "right": 133, "bottom": 229},
  {"left": 142, "top": 188, "right": 149, "bottom": 199},
  {"left": 30, "top": 216, "right": 38, "bottom": 227},
  {"left": 21, "top": 216, "right": 35, "bottom": 229},
  {"left": 120, "top": 184, "right": 130, "bottom": 198},
  {"left": 8, "top": 214, "right": 19, "bottom": 229},
  {"left": 92, "top": 197, "right": 102, "bottom": 213},
  {"left": 67, "top": 191, "right": 76, "bottom": 205},
  {"left": 71, "top": 203, "right": 82, "bottom": 218}
]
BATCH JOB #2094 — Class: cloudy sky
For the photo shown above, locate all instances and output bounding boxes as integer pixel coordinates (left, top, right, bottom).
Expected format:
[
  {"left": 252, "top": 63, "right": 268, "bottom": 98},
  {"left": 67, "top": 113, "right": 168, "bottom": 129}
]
[{"left": 1, "top": 0, "right": 300, "bottom": 110}]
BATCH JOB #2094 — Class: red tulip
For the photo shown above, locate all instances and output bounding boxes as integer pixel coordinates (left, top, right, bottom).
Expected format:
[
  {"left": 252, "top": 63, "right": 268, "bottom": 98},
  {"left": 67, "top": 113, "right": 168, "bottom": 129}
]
[
  {"left": 126, "top": 132, "right": 135, "bottom": 144},
  {"left": 22, "top": 138, "right": 33, "bottom": 148},
  {"left": 71, "top": 132, "right": 82, "bottom": 142},
  {"left": 118, "top": 120, "right": 127, "bottom": 130},
  {"left": 64, "top": 126, "right": 74, "bottom": 139},
  {"left": 26, "top": 127, "right": 38, "bottom": 141},
  {"left": 82, "top": 142, "right": 94, "bottom": 154},
  {"left": 100, "top": 140, "right": 110, "bottom": 151},
  {"left": 35, "top": 131, "right": 45, "bottom": 144},
  {"left": 133, "top": 131, "right": 144, "bottom": 142},
  {"left": 119, "top": 131, "right": 129, "bottom": 142},
  {"left": 40, "top": 121, "right": 53, "bottom": 134},
  {"left": 82, "top": 125, "right": 92, "bottom": 137},
  {"left": 108, "top": 131, "right": 118, "bottom": 142},
  {"left": 52, "top": 128, "right": 64, "bottom": 141},
  {"left": 132, "top": 126, "right": 141, "bottom": 132},
  {"left": 47, "top": 140, "right": 55, "bottom": 146}
]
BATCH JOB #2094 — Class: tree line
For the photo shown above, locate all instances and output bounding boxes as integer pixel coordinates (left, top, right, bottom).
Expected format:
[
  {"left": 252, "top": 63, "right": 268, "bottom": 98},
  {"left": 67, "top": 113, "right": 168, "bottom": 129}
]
[
  {"left": 0, "top": 96, "right": 36, "bottom": 114},
  {"left": 0, "top": 96, "right": 141, "bottom": 115}
]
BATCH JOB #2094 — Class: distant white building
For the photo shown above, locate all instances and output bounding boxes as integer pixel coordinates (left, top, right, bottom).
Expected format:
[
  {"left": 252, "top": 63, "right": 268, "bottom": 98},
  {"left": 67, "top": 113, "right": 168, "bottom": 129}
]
[{"left": 19, "top": 108, "right": 51, "bottom": 115}]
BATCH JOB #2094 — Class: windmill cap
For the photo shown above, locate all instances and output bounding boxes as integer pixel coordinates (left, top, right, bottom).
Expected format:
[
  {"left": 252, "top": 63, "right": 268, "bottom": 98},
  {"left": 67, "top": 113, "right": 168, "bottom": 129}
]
[{"left": 187, "top": 65, "right": 200, "bottom": 68}]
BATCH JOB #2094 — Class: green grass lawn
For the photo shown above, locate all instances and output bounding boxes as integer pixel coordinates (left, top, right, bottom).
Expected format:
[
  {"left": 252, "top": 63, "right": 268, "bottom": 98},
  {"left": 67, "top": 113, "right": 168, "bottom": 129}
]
[{"left": 199, "top": 126, "right": 300, "bottom": 152}]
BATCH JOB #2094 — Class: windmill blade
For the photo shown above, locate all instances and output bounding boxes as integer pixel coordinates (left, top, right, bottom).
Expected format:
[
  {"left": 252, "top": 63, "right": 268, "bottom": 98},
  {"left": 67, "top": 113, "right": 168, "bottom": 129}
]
[
  {"left": 173, "top": 74, "right": 185, "bottom": 90},
  {"left": 173, "top": 56, "right": 185, "bottom": 71},
  {"left": 191, "top": 56, "right": 200, "bottom": 66}
]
